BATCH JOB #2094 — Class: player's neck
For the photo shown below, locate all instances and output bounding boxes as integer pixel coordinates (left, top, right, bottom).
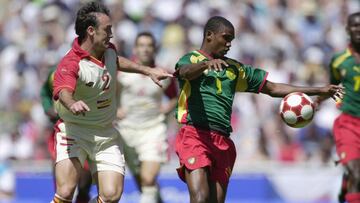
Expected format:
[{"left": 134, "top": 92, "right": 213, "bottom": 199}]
[
  {"left": 198, "top": 47, "right": 214, "bottom": 59},
  {"left": 80, "top": 40, "right": 104, "bottom": 61}
]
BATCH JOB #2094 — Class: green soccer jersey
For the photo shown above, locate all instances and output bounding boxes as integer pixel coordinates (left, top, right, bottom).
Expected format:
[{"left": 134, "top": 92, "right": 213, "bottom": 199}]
[
  {"left": 330, "top": 47, "right": 360, "bottom": 117},
  {"left": 40, "top": 65, "right": 59, "bottom": 123},
  {"left": 175, "top": 50, "right": 268, "bottom": 136}
]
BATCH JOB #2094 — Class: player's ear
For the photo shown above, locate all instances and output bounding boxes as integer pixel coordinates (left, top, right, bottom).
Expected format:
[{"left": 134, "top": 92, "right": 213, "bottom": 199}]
[
  {"left": 206, "top": 30, "right": 214, "bottom": 42},
  {"left": 87, "top": 26, "right": 96, "bottom": 37}
]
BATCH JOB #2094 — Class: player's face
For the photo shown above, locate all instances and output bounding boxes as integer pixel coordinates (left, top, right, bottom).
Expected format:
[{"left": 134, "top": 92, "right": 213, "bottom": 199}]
[
  {"left": 211, "top": 26, "right": 234, "bottom": 58},
  {"left": 347, "top": 15, "right": 360, "bottom": 45},
  {"left": 93, "top": 13, "right": 113, "bottom": 52},
  {"left": 134, "top": 36, "right": 155, "bottom": 64}
]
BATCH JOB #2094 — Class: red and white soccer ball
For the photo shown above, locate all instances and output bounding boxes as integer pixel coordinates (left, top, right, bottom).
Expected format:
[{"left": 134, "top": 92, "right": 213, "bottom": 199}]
[{"left": 279, "top": 92, "right": 315, "bottom": 128}]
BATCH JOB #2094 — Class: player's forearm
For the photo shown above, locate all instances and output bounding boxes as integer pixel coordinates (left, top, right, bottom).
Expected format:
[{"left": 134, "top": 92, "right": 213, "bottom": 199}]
[
  {"left": 178, "top": 62, "right": 208, "bottom": 80},
  {"left": 262, "top": 81, "right": 327, "bottom": 97},
  {"left": 117, "top": 56, "right": 151, "bottom": 75},
  {"left": 58, "top": 89, "right": 77, "bottom": 110}
]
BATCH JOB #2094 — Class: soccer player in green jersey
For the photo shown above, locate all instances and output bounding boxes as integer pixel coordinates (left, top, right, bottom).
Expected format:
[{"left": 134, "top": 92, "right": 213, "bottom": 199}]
[
  {"left": 322, "top": 12, "right": 360, "bottom": 203},
  {"left": 174, "top": 16, "right": 344, "bottom": 203}
]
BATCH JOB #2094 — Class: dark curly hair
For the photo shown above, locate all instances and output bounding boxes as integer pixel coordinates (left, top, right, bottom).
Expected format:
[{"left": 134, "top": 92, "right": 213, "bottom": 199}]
[
  {"left": 75, "top": 1, "right": 110, "bottom": 42},
  {"left": 203, "top": 16, "right": 234, "bottom": 38}
]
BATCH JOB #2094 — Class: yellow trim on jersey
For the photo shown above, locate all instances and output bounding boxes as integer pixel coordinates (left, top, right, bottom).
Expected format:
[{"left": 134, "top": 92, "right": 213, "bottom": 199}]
[
  {"left": 332, "top": 49, "right": 351, "bottom": 80},
  {"left": 49, "top": 72, "right": 55, "bottom": 87},
  {"left": 177, "top": 80, "right": 191, "bottom": 122},
  {"left": 226, "top": 59, "right": 248, "bottom": 92},
  {"left": 190, "top": 51, "right": 207, "bottom": 64}
]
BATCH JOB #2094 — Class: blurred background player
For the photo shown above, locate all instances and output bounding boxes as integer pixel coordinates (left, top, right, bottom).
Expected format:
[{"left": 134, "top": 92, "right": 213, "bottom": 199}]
[
  {"left": 174, "top": 16, "right": 344, "bottom": 203},
  {"left": 51, "top": 2, "right": 171, "bottom": 203},
  {"left": 115, "top": 32, "right": 178, "bottom": 203},
  {"left": 40, "top": 65, "right": 92, "bottom": 203},
  {"left": 318, "top": 11, "right": 360, "bottom": 203}
]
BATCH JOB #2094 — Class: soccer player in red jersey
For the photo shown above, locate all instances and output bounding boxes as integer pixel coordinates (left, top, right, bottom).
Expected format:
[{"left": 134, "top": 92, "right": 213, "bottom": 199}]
[
  {"left": 50, "top": 2, "right": 172, "bottom": 203},
  {"left": 320, "top": 12, "right": 360, "bottom": 203},
  {"left": 174, "top": 16, "right": 344, "bottom": 203},
  {"left": 40, "top": 65, "right": 92, "bottom": 203}
]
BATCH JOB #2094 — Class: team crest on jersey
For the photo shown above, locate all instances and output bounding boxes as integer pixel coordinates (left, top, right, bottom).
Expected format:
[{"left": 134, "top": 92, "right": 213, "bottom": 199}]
[
  {"left": 188, "top": 157, "right": 196, "bottom": 165},
  {"left": 340, "top": 152, "right": 346, "bottom": 160}
]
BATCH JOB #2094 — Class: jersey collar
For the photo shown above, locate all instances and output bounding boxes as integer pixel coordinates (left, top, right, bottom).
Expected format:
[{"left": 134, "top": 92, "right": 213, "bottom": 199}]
[
  {"left": 197, "top": 49, "right": 213, "bottom": 60},
  {"left": 72, "top": 38, "right": 91, "bottom": 59}
]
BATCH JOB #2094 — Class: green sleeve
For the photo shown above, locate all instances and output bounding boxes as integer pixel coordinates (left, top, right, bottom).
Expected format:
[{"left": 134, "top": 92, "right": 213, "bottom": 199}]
[
  {"left": 175, "top": 53, "right": 193, "bottom": 70},
  {"left": 329, "top": 56, "right": 341, "bottom": 85},
  {"left": 236, "top": 64, "right": 268, "bottom": 93},
  {"left": 40, "top": 68, "right": 55, "bottom": 113}
]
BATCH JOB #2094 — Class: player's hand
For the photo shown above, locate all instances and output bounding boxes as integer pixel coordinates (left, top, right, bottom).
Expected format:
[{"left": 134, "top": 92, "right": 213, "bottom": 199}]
[
  {"left": 69, "top": 100, "right": 90, "bottom": 116},
  {"left": 320, "top": 85, "right": 345, "bottom": 101},
  {"left": 148, "top": 67, "right": 173, "bottom": 88},
  {"left": 205, "top": 59, "right": 228, "bottom": 71},
  {"left": 116, "top": 108, "right": 126, "bottom": 120}
]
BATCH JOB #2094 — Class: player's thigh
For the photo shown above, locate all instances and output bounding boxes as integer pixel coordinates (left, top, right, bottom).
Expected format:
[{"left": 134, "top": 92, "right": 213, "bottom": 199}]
[
  {"left": 209, "top": 181, "right": 228, "bottom": 203},
  {"left": 55, "top": 158, "right": 83, "bottom": 190},
  {"left": 95, "top": 171, "right": 124, "bottom": 198},
  {"left": 345, "top": 158, "right": 360, "bottom": 191},
  {"left": 140, "top": 161, "right": 161, "bottom": 185},
  {"left": 185, "top": 167, "right": 210, "bottom": 199}
]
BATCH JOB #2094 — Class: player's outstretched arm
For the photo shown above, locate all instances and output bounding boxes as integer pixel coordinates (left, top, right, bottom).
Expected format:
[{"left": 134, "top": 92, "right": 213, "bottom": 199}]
[
  {"left": 261, "top": 81, "right": 344, "bottom": 99},
  {"left": 117, "top": 56, "right": 172, "bottom": 87},
  {"left": 177, "top": 59, "right": 228, "bottom": 80}
]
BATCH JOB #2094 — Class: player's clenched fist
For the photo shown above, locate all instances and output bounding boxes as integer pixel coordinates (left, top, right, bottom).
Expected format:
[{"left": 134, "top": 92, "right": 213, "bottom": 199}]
[{"left": 69, "top": 100, "right": 90, "bottom": 116}]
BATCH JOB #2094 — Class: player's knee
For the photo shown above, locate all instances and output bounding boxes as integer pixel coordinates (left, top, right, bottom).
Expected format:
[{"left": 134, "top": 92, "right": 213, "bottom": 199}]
[
  {"left": 56, "top": 184, "right": 77, "bottom": 200},
  {"left": 141, "top": 174, "right": 156, "bottom": 186},
  {"left": 190, "top": 190, "right": 210, "bottom": 203},
  {"left": 99, "top": 187, "right": 123, "bottom": 202}
]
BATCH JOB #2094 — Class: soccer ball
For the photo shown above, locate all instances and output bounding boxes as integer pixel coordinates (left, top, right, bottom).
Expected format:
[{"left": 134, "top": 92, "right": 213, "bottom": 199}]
[{"left": 279, "top": 92, "right": 315, "bottom": 128}]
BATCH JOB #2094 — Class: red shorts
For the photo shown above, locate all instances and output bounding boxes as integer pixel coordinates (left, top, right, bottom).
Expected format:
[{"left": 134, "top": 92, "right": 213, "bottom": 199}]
[
  {"left": 175, "top": 125, "right": 236, "bottom": 186},
  {"left": 47, "top": 129, "right": 56, "bottom": 160},
  {"left": 334, "top": 113, "right": 360, "bottom": 164}
]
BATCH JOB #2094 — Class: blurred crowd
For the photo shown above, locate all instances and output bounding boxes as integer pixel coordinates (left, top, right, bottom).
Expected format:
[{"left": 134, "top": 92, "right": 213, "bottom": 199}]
[{"left": 0, "top": 0, "right": 359, "bottom": 179}]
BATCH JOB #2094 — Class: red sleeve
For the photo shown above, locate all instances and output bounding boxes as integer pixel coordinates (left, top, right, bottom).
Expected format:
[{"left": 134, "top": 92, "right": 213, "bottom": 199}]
[
  {"left": 164, "top": 77, "right": 178, "bottom": 99},
  {"left": 53, "top": 57, "right": 80, "bottom": 100}
]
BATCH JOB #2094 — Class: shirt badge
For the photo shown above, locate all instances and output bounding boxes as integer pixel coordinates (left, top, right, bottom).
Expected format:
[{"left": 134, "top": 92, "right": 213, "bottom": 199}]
[{"left": 188, "top": 157, "right": 196, "bottom": 165}]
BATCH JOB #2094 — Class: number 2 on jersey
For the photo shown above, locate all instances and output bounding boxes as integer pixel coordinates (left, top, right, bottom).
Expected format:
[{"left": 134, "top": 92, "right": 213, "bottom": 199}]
[{"left": 102, "top": 71, "right": 111, "bottom": 91}]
